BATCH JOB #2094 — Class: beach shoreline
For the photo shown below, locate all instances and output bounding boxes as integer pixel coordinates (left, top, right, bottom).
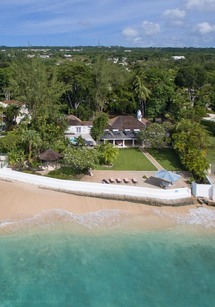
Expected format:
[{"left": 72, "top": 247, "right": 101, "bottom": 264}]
[{"left": 1, "top": 180, "right": 214, "bottom": 234}]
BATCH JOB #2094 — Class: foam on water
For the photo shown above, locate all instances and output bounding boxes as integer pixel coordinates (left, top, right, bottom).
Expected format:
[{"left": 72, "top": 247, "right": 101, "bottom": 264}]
[
  {"left": 177, "top": 207, "right": 215, "bottom": 228},
  {"left": 152, "top": 206, "right": 215, "bottom": 228},
  {"left": 1, "top": 206, "right": 215, "bottom": 234},
  {"left": 0, "top": 209, "right": 130, "bottom": 233}
]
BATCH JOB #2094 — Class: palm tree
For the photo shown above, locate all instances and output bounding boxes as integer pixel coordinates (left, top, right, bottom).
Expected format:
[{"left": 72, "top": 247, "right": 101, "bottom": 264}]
[
  {"left": 133, "top": 73, "right": 151, "bottom": 116},
  {"left": 21, "top": 129, "right": 42, "bottom": 164},
  {"left": 98, "top": 142, "right": 119, "bottom": 165}
]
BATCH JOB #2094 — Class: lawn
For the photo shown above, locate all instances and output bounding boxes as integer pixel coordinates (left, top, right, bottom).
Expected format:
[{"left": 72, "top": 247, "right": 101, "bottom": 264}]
[
  {"left": 207, "top": 135, "right": 215, "bottom": 164},
  {"left": 96, "top": 148, "right": 156, "bottom": 171},
  {"left": 147, "top": 148, "right": 184, "bottom": 171}
]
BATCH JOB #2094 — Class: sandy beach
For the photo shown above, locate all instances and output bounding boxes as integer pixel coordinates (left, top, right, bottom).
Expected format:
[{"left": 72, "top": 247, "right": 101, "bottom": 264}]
[
  {"left": 0, "top": 180, "right": 192, "bottom": 218},
  {"left": 1, "top": 179, "right": 214, "bottom": 233},
  {"left": 1, "top": 181, "right": 215, "bottom": 307}
]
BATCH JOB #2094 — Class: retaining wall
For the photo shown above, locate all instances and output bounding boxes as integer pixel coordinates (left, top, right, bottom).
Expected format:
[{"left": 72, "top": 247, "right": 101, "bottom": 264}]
[{"left": 0, "top": 168, "right": 193, "bottom": 206}]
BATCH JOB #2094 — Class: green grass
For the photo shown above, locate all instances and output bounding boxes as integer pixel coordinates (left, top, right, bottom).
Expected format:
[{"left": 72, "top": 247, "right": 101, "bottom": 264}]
[
  {"left": 46, "top": 167, "right": 82, "bottom": 180},
  {"left": 96, "top": 148, "right": 156, "bottom": 171},
  {"left": 201, "top": 121, "right": 215, "bottom": 164},
  {"left": 147, "top": 148, "right": 184, "bottom": 171},
  {"left": 207, "top": 135, "right": 215, "bottom": 164}
]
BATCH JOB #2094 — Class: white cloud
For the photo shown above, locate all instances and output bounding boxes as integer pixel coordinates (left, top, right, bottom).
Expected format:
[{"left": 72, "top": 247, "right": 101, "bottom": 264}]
[
  {"left": 186, "top": 0, "right": 215, "bottom": 11},
  {"left": 142, "top": 21, "right": 160, "bottom": 35},
  {"left": 196, "top": 22, "right": 215, "bottom": 34},
  {"left": 163, "top": 9, "right": 186, "bottom": 19},
  {"left": 122, "top": 20, "right": 160, "bottom": 46},
  {"left": 163, "top": 8, "right": 186, "bottom": 26},
  {"left": 122, "top": 27, "right": 139, "bottom": 38}
]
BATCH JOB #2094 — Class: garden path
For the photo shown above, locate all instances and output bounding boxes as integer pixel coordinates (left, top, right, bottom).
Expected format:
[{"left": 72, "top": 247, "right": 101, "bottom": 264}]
[{"left": 140, "top": 149, "right": 164, "bottom": 170}]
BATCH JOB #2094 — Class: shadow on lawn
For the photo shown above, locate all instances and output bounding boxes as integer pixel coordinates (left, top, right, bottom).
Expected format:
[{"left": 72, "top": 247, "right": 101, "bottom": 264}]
[{"left": 148, "top": 149, "right": 184, "bottom": 171}]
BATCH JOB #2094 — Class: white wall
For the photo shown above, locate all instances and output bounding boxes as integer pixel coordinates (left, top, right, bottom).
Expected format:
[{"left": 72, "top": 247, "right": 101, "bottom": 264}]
[
  {"left": 0, "top": 168, "right": 192, "bottom": 202},
  {"left": 192, "top": 182, "right": 215, "bottom": 200},
  {"left": 66, "top": 125, "right": 91, "bottom": 134}
]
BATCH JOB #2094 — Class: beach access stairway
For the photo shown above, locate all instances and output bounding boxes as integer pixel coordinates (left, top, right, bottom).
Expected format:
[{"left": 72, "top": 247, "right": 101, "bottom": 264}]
[{"left": 0, "top": 168, "right": 192, "bottom": 205}]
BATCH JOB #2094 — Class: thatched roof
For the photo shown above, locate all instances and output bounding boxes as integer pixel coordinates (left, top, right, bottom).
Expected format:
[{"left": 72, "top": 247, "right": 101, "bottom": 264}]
[{"left": 39, "top": 149, "right": 62, "bottom": 161}]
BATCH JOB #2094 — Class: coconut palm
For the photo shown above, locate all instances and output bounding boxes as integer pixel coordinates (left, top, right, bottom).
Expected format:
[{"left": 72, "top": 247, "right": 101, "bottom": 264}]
[
  {"left": 21, "top": 129, "right": 42, "bottom": 164},
  {"left": 98, "top": 142, "right": 119, "bottom": 166},
  {"left": 133, "top": 73, "right": 151, "bottom": 116}
]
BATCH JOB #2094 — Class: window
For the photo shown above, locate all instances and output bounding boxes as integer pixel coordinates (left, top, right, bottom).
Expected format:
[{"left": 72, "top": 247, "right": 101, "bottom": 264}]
[{"left": 76, "top": 127, "right": 81, "bottom": 133}]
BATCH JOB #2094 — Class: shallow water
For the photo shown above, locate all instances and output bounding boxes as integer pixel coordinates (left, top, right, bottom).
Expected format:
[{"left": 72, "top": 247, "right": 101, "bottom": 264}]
[{"left": 0, "top": 208, "right": 215, "bottom": 307}]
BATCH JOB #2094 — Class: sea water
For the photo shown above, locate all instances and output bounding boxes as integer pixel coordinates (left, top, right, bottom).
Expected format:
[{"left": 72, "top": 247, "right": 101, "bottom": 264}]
[{"left": 0, "top": 208, "right": 215, "bottom": 307}]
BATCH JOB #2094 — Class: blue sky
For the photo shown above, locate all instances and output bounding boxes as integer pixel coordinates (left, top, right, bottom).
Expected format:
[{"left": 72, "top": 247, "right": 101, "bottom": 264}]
[{"left": 0, "top": 0, "right": 215, "bottom": 47}]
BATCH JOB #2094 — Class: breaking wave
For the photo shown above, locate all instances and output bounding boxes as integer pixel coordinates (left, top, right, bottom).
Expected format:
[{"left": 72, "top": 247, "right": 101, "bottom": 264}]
[
  {"left": 0, "top": 209, "right": 130, "bottom": 233},
  {"left": 177, "top": 207, "right": 215, "bottom": 228}
]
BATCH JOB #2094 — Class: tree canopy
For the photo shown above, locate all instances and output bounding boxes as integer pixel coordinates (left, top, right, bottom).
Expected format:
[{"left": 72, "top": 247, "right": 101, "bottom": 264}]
[{"left": 173, "top": 119, "right": 209, "bottom": 182}]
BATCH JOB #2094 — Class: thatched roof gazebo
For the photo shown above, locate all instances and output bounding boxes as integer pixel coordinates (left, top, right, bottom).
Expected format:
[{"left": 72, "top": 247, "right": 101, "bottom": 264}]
[{"left": 39, "top": 149, "right": 62, "bottom": 162}]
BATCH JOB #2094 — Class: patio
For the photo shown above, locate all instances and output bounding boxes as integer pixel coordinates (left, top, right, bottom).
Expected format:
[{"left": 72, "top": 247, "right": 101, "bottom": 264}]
[{"left": 81, "top": 170, "right": 190, "bottom": 189}]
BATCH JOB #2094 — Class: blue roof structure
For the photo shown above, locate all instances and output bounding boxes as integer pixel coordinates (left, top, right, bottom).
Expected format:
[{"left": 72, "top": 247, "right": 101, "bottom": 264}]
[{"left": 155, "top": 170, "right": 181, "bottom": 184}]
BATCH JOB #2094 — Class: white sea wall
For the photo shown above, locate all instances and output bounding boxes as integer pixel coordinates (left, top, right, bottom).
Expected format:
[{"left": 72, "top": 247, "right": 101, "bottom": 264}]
[{"left": 0, "top": 168, "right": 192, "bottom": 205}]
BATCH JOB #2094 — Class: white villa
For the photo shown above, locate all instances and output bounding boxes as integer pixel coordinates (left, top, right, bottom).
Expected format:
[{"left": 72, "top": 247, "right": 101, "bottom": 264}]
[
  {"left": 100, "top": 111, "right": 149, "bottom": 147},
  {"left": 0, "top": 100, "right": 30, "bottom": 126},
  {"left": 65, "top": 111, "right": 149, "bottom": 147},
  {"left": 65, "top": 115, "right": 95, "bottom": 146}
]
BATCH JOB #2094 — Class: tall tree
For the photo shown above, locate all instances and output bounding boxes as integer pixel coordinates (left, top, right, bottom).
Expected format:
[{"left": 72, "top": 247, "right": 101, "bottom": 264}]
[
  {"left": 173, "top": 119, "right": 209, "bottom": 182},
  {"left": 93, "top": 56, "right": 127, "bottom": 112},
  {"left": 8, "top": 56, "right": 66, "bottom": 150},
  {"left": 9, "top": 56, "right": 64, "bottom": 123},
  {"left": 145, "top": 68, "right": 175, "bottom": 119},
  {"left": 138, "top": 123, "right": 167, "bottom": 148},
  {"left": 58, "top": 62, "right": 93, "bottom": 111},
  {"left": 90, "top": 113, "right": 108, "bottom": 141},
  {"left": 133, "top": 71, "right": 151, "bottom": 116},
  {"left": 4, "top": 104, "right": 20, "bottom": 131},
  {"left": 21, "top": 128, "right": 42, "bottom": 164}
]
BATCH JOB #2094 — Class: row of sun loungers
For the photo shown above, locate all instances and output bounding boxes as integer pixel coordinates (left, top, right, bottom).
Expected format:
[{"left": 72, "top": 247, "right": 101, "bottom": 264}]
[{"left": 102, "top": 178, "right": 138, "bottom": 184}]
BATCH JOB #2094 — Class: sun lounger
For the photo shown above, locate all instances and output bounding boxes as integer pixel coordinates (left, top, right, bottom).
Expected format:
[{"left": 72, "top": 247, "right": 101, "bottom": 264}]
[
  {"left": 109, "top": 178, "right": 115, "bottom": 183},
  {"left": 102, "top": 179, "right": 109, "bottom": 184},
  {"left": 116, "top": 178, "right": 122, "bottom": 183},
  {"left": 123, "top": 178, "right": 130, "bottom": 183},
  {"left": 132, "top": 178, "right": 138, "bottom": 184}
]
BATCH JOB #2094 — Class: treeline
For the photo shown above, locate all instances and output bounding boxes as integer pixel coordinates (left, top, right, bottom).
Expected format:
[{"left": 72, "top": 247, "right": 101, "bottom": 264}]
[
  {"left": 0, "top": 48, "right": 214, "bottom": 181},
  {"left": 0, "top": 49, "right": 214, "bottom": 118}
]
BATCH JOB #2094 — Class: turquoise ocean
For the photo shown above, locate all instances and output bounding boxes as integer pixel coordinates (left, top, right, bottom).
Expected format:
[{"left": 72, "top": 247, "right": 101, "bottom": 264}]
[{"left": 0, "top": 207, "right": 215, "bottom": 307}]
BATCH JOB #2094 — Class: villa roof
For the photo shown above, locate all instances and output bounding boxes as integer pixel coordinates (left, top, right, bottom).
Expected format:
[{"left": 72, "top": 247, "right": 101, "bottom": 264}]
[
  {"left": 67, "top": 115, "right": 92, "bottom": 126},
  {"left": 108, "top": 115, "right": 147, "bottom": 130},
  {"left": 81, "top": 120, "right": 93, "bottom": 126},
  {"left": 67, "top": 114, "right": 82, "bottom": 125},
  {"left": 39, "top": 149, "right": 62, "bottom": 161},
  {"left": 1, "top": 100, "right": 24, "bottom": 107}
]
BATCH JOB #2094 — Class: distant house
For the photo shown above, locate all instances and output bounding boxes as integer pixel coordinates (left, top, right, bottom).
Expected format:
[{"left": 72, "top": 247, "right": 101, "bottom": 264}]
[
  {"left": 100, "top": 111, "right": 149, "bottom": 147},
  {"left": 0, "top": 100, "right": 30, "bottom": 125},
  {"left": 65, "top": 115, "right": 95, "bottom": 146},
  {"left": 202, "top": 114, "right": 215, "bottom": 122},
  {"left": 172, "top": 56, "right": 185, "bottom": 60}
]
